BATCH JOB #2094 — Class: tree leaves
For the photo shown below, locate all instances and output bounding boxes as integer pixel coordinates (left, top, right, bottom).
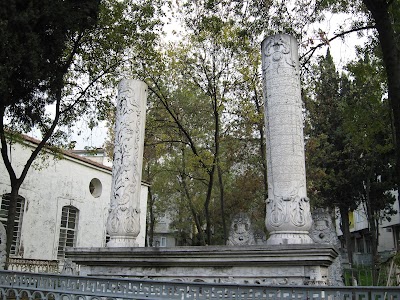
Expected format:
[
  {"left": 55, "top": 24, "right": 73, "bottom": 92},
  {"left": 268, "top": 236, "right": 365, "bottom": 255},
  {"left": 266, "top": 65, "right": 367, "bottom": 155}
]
[{"left": 0, "top": 0, "right": 162, "bottom": 261}]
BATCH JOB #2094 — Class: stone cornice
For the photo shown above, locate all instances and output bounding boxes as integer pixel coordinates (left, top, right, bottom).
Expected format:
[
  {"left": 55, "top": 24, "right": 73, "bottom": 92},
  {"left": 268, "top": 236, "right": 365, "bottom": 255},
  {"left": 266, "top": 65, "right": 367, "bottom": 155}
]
[{"left": 66, "top": 244, "right": 338, "bottom": 268}]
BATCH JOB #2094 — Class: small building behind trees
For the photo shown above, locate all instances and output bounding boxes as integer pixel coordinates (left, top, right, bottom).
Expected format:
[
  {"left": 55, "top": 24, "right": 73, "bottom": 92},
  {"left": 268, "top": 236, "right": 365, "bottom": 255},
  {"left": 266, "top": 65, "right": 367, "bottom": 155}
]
[{"left": 335, "top": 193, "right": 400, "bottom": 266}]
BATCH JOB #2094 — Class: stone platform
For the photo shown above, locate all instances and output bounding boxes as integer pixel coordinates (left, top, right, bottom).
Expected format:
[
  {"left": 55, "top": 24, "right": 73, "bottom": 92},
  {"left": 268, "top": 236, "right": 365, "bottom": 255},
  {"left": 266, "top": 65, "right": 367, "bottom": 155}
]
[{"left": 66, "top": 244, "right": 337, "bottom": 285}]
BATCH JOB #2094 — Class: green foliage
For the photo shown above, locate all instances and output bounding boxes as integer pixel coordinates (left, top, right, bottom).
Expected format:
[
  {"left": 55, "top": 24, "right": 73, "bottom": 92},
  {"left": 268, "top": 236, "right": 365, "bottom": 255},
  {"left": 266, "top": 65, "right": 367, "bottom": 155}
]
[
  {"left": 133, "top": 1, "right": 268, "bottom": 245},
  {"left": 101, "top": 0, "right": 399, "bottom": 250},
  {"left": 305, "top": 42, "right": 396, "bottom": 270},
  {"left": 305, "top": 49, "right": 360, "bottom": 210},
  {"left": 0, "top": 0, "right": 162, "bottom": 262},
  {"left": 306, "top": 46, "right": 396, "bottom": 208},
  {"left": 0, "top": 0, "right": 99, "bottom": 107},
  {"left": 343, "top": 50, "right": 397, "bottom": 216},
  {"left": 139, "top": 0, "right": 399, "bottom": 246},
  {"left": 343, "top": 267, "right": 374, "bottom": 286},
  {"left": 1, "top": 0, "right": 162, "bottom": 145},
  {"left": 394, "top": 252, "right": 400, "bottom": 267}
]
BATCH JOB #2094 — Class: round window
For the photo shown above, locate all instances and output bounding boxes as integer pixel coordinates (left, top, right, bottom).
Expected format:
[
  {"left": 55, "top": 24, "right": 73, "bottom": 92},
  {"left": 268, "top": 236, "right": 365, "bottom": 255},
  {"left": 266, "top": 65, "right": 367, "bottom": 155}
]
[{"left": 89, "top": 178, "right": 102, "bottom": 198}]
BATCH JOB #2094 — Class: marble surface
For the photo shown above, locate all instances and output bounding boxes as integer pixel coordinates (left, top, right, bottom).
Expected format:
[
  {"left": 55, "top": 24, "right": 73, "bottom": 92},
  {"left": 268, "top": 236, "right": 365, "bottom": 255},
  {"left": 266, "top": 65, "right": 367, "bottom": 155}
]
[
  {"left": 106, "top": 79, "right": 148, "bottom": 247},
  {"left": 67, "top": 244, "right": 338, "bottom": 285},
  {"left": 261, "top": 34, "right": 312, "bottom": 244}
]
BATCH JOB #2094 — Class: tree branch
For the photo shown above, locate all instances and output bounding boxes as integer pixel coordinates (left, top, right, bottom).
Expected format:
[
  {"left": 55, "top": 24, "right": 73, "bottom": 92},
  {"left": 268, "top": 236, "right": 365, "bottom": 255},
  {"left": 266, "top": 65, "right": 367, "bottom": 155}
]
[
  {"left": 300, "top": 25, "right": 376, "bottom": 65},
  {"left": 60, "top": 60, "right": 119, "bottom": 115},
  {"left": 17, "top": 29, "right": 90, "bottom": 184},
  {"left": 145, "top": 69, "right": 211, "bottom": 174},
  {"left": 18, "top": 83, "right": 63, "bottom": 184},
  {"left": 0, "top": 108, "right": 17, "bottom": 185},
  {"left": 145, "top": 140, "right": 189, "bottom": 146}
]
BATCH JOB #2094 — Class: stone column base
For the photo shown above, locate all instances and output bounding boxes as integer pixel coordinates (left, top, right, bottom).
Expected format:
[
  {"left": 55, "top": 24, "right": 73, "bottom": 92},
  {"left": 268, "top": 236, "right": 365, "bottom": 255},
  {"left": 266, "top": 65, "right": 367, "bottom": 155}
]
[
  {"left": 107, "top": 237, "right": 138, "bottom": 247},
  {"left": 267, "top": 231, "right": 314, "bottom": 245}
]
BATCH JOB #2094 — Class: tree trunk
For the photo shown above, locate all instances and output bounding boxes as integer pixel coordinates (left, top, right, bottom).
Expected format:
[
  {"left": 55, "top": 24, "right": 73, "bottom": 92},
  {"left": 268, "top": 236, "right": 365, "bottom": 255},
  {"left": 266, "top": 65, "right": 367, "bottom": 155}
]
[
  {"left": 180, "top": 171, "right": 206, "bottom": 246},
  {"left": 253, "top": 90, "right": 268, "bottom": 199},
  {"left": 363, "top": 0, "right": 400, "bottom": 182},
  {"left": 147, "top": 187, "right": 155, "bottom": 247},
  {"left": 1, "top": 82, "right": 63, "bottom": 261},
  {"left": 340, "top": 205, "right": 354, "bottom": 265},
  {"left": 203, "top": 89, "right": 221, "bottom": 245},
  {"left": 179, "top": 146, "right": 206, "bottom": 246},
  {"left": 217, "top": 165, "right": 227, "bottom": 244},
  {"left": 204, "top": 162, "right": 216, "bottom": 245},
  {"left": 4, "top": 185, "right": 21, "bottom": 270},
  {"left": 0, "top": 111, "right": 22, "bottom": 269},
  {"left": 370, "top": 217, "right": 380, "bottom": 285},
  {"left": 361, "top": 2, "right": 400, "bottom": 281},
  {"left": 364, "top": 177, "right": 379, "bottom": 285}
]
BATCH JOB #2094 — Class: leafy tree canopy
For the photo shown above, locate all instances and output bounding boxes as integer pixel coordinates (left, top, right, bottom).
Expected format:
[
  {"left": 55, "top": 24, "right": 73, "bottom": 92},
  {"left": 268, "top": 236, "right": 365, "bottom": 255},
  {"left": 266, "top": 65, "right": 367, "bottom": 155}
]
[{"left": 0, "top": 0, "right": 162, "bottom": 265}]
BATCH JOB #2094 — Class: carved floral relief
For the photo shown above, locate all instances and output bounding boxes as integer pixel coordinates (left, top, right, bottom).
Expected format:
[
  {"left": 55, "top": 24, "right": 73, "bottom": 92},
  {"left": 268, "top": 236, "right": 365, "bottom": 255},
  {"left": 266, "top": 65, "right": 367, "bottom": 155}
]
[
  {"left": 106, "top": 80, "right": 147, "bottom": 246},
  {"left": 262, "top": 34, "right": 313, "bottom": 243}
]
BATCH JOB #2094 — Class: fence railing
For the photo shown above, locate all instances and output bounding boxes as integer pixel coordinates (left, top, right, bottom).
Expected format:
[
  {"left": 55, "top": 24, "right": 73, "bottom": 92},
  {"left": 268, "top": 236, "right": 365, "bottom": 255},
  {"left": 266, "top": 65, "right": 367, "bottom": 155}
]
[
  {"left": 0, "top": 270, "right": 399, "bottom": 300},
  {"left": 7, "top": 258, "right": 59, "bottom": 274}
]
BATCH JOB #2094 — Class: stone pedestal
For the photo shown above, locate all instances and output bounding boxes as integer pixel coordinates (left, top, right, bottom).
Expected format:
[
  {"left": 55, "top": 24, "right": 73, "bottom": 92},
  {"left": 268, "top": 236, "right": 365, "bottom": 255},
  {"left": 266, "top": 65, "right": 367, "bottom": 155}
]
[
  {"left": 310, "top": 209, "right": 344, "bottom": 286},
  {"left": 261, "top": 34, "right": 313, "bottom": 245},
  {"left": 66, "top": 244, "right": 337, "bottom": 285},
  {"left": 106, "top": 79, "right": 147, "bottom": 247}
]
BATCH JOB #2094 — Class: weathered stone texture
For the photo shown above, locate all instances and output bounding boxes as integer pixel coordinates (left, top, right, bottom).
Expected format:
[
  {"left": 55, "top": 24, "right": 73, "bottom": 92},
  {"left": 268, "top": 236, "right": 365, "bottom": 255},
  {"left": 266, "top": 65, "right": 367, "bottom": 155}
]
[
  {"left": 310, "top": 208, "right": 344, "bottom": 286},
  {"left": 106, "top": 79, "right": 147, "bottom": 247},
  {"left": 261, "top": 34, "right": 313, "bottom": 245},
  {"left": 227, "top": 213, "right": 256, "bottom": 246},
  {"left": 67, "top": 244, "right": 338, "bottom": 285}
]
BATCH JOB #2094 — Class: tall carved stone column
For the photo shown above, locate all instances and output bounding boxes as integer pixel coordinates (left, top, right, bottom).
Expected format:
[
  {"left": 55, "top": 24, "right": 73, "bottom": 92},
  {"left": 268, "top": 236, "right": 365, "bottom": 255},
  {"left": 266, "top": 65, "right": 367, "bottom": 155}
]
[
  {"left": 261, "top": 34, "right": 313, "bottom": 245},
  {"left": 106, "top": 79, "right": 147, "bottom": 247}
]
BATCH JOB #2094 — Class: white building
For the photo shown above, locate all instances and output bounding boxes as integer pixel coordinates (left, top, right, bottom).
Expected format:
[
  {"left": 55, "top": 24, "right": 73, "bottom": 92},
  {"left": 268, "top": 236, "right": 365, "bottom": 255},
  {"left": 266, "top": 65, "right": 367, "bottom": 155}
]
[
  {"left": 335, "top": 193, "right": 400, "bottom": 266},
  {"left": 0, "top": 135, "right": 148, "bottom": 272},
  {"left": 71, "top": 148, "right": 113, "bottom": 168},
  {"left": 151, "top": 213, "right": 180, "bottom": 247}
]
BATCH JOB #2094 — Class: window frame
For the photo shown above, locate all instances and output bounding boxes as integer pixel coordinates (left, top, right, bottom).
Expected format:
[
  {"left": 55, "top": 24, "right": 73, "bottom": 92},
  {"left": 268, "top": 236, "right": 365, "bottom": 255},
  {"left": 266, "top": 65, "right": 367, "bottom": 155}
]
[
  {"left": 0, "top": 194, "right": 25, "bottom": 256},
  {"left": 57, "top": 205, "right": 79, "bottom": 259}
]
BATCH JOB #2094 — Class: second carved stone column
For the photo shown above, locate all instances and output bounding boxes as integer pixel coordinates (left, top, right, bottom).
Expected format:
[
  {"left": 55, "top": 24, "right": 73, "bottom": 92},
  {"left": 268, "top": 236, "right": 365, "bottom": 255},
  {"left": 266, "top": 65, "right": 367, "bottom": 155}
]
[
  {"left": 106, "top": 79, "right": 147, "bottom": 247},
  {"left": 261, "top": 34, "right": 313, "bottom": 245}
]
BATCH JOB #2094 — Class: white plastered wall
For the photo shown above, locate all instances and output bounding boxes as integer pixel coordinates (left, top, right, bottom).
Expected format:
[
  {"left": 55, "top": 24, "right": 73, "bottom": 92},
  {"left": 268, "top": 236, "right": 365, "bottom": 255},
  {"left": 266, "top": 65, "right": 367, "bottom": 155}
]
[{"left": 0, "top": 140, "right": 148, "bottom": 260}]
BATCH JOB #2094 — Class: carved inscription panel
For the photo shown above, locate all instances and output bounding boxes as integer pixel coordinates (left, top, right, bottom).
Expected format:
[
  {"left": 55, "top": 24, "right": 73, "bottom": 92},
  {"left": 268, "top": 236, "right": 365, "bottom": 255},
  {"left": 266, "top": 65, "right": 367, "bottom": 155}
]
[{"left": 262, "top": 34, "right": 306, "bottom": 202}]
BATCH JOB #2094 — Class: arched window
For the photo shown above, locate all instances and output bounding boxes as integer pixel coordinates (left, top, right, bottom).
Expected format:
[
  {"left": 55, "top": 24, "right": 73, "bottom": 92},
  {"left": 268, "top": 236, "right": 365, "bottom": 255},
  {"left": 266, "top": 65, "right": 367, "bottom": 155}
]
[
  {"left": 0, "top": 194, "right": 25, "bottom": 256},
  {"left": 57, "top": 206, "right": 79, "bottom": 259}
]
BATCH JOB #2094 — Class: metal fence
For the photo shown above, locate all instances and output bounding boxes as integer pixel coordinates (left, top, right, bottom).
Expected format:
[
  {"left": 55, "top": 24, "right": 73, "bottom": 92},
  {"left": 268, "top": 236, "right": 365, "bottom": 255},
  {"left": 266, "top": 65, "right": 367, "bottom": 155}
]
[{"left": 0, "top": 270, "right": 399, "bottom": 300}]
